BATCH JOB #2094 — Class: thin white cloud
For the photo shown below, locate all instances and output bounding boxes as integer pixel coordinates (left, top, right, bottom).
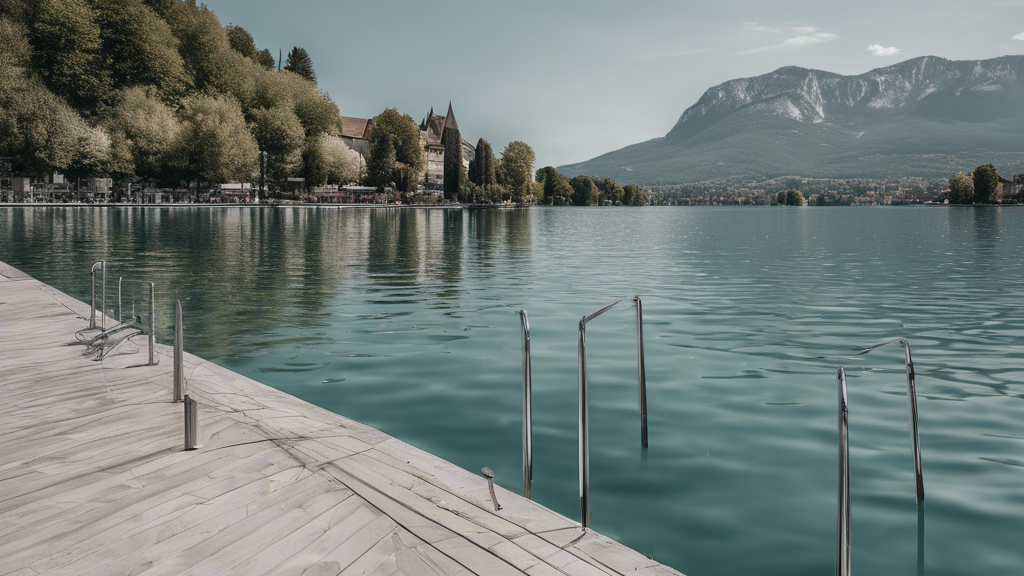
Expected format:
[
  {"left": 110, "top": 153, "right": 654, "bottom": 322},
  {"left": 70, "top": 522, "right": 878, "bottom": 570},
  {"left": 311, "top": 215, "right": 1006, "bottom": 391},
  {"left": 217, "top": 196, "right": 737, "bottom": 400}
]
[
  {"left": 737, "top": 23, "right": 838, "bottom": 54},
  {"left": 1013, "top": 32, "right": 1024, "bottom": 41},
  {"left": 867, "top": 44, "right": 901, "bottom": 56}
]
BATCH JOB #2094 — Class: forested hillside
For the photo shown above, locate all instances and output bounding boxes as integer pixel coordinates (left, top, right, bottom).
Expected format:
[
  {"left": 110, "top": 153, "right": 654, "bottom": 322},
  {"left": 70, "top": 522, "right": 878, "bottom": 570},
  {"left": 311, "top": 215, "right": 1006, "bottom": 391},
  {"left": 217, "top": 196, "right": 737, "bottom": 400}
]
[{"left": 0, "top": 0, "right": 363, "bottom": 188}]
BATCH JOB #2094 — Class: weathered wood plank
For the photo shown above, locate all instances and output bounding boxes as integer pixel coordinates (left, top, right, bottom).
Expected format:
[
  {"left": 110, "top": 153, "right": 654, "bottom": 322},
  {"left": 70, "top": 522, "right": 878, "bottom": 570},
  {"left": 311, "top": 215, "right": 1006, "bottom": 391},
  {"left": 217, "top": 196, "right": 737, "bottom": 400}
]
[{"left": 0, "top": 262, "right": 686, "bottom": 576}]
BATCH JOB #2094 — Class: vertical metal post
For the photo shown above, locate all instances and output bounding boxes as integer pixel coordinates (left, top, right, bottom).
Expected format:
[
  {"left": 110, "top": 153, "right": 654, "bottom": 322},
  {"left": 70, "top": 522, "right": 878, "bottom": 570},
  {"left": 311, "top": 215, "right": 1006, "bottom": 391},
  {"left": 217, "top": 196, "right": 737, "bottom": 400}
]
[
  {"left": 519, "top": 310, "right": 533, "bottom": 499},
  {"left": 148, "top": 283, "right": 156, "bottom": 366},
  {"left": 101, "top": 261, "right": 106, "bottom": 331},
  {"left": 90, "top": 264, "right": 97, "bottom": 329},
  {"left": 578, "top": 318, "right": 590, "bottom": 529},
  {"left": 184, "top": 395, "right": 198, "bottom": 450},
  {"left": 117, "top": 277, "right": 122, "bottom": 323},
  {"left": 837, "top": 367, "right": 851, "bottom": 576},
  {"left": 857, "top": 338, "right": 925, "bottom": 502},
  {"left": 634, "top": 297, "right": 648, "bottom": 448},
  {"left": 173, "top": 300, "right": 184, "bottom": 402},
  {"left": 902, "top": 342, "right": 925, "bottom": 502}
]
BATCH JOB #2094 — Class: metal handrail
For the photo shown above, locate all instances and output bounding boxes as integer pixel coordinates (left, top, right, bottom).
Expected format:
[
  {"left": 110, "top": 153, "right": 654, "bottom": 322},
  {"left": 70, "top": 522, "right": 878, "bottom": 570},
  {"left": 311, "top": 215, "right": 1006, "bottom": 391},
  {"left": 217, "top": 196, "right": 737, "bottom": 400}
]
[
  {"left": 837, "top": 367, "right": 851, "bottom": 576},
  {"left": 89, "top": 261, "right": 105, "bottom": 330},
  {"left": 148, "top": 283, "right": 157, "bottom": 366},
  {"left": 836, "top": 345, "right": 926, "bottom": 576},
  {"left": 578, "top": 296, "right": 648, "bottom": 529},
  {"left": 173, "top": 300, "right": 184, "bottom": 402},
  {"left": 518, "top": 309, "right": 533, "bottom": 499},
  {"left": 855, "top": 338, "right": 925, "bottom": 501}
]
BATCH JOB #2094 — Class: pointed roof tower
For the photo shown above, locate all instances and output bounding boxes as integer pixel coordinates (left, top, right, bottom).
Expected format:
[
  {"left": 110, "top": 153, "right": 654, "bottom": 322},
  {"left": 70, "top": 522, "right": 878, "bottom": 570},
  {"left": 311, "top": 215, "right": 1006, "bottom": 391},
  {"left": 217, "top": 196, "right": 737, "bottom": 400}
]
[{"left": 443, "top": 102, "right": 459, "bottom": 132}]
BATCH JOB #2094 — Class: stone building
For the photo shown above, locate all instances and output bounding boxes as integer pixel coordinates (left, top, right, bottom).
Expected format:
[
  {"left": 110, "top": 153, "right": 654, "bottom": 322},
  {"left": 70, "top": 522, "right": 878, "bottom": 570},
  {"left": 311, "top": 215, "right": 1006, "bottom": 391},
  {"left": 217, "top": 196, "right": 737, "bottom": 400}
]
[
  {"left": 340, "top": 116, "right": 373, "bottom": 158},
  {"left": 340, "top": 104, "right": 475, "bottom": 190},
  {"left": 419, "top": 104, "right": 475, "bottom": 189}
]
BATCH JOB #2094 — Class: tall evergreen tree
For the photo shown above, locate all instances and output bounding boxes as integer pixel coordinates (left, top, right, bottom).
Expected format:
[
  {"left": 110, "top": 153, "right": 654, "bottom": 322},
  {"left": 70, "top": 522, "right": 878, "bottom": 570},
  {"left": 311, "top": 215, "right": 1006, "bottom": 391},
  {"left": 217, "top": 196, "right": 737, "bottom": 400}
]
[
  {"left": 284, "top": 46, "right": 315, "bottom": 81},
  {"left": 480, "top": 140, "right": 496, "bottom": 186},
  {"left": 442, "top": 126, "right": 462, "bottom": 199}
]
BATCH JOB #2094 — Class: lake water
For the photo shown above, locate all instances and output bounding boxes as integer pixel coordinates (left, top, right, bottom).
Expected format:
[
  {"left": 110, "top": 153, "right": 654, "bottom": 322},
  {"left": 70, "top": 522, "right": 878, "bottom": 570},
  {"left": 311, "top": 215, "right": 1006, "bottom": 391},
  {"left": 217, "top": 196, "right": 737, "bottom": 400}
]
[{"left": 2, "top": 205, "right": 1023, "bottom": 575}]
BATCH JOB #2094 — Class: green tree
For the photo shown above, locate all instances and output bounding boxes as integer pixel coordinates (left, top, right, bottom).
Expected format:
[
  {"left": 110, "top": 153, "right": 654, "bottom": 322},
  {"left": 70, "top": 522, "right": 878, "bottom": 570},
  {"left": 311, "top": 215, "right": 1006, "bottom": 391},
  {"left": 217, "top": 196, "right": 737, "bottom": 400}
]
[
  {"left": 366, "top": 108, "right": 423, "bottom": 193},
  {"left": 442, "top": 126, "right": 462, "bottom": 200},
  {"left": 254, "top": 49, "right": 276, "bottom": 71},
  {"left": 537, "top": 167, "right": 566, "bottom": 205},
  {"left": 284, "top": 46, "right": 315, "bottom": 82},
  {"left": 786, "top": 189, "right": 805, "bottom": 206},
  {"left": 470, "top": 138, "right": 496, "bottom": 186},
  {"left": 293, "top": 85, "right": 343, "bottom": 136},
  {"left": 162, "top": 1, "right": 232, "bottom": 94},
  {"left": 0, "top": 64, "right": 107, "bottom": 177},
  {"left": 173, "top": 94, "right": 258, "bottom": 187},
  {"left": 225, "top": 24, "right": 256, "bottom": 59},
  {"left": 92, "top": 0, "right": 189, "bottom": 100},
  {"left": 105, "top": 86, "right": 181, "bottom": 184},
  {"left": 302, "top": 134, "right": 364, "bottom": 187},
  {"left": 570, "top": 175, "right": 599, "bottom": 206},
  {"left": 29, "top": 0, "right": 110, "bottom": 112},
  {"left": 973, "top": 164, "right": 999, "bottom": 204},
  {"left": 497, "top": 141, "right": 535, "bottom": 202},
  {"left": 622, "top": 184, "right": 645, "bottom": 206},
  {"left": 949, "top": 173, "right": 974, "bottom": 204},
  {"left": 593, "top": 176, "right": 624, "bottom": 205},
  {"left": 249, "top": 104, "right": 305, "bottom": 181}
]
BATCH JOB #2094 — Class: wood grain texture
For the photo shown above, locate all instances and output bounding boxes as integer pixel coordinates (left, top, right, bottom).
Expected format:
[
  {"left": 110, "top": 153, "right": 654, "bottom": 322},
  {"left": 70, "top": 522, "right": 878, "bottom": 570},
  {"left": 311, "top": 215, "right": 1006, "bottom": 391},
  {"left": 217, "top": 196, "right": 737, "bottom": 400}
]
[{"left": 0, "top": 261, "right": 684, "bottom": 576}]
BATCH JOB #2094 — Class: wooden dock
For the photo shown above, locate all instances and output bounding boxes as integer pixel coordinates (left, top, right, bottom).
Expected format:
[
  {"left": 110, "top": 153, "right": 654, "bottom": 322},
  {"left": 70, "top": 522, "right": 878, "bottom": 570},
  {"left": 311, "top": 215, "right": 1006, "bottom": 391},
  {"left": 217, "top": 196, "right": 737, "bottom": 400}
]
[{"left": 0, "top": 261, "right": 683, "bottom": 576}]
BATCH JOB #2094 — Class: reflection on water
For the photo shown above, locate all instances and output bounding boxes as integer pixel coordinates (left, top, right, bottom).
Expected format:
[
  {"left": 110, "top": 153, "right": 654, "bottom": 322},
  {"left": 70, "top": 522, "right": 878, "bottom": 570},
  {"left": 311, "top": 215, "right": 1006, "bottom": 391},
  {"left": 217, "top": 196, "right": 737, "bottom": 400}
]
[{"left": 2, "top": 205, "right": 1024, "bottom": 576}]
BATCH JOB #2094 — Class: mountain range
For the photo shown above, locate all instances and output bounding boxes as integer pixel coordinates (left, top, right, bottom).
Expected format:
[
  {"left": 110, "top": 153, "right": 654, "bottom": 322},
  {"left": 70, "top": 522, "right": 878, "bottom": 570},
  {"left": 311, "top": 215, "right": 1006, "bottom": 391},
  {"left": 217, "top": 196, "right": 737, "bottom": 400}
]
[{"left": 559, "top": 55, "right": 1024, "bottom": 184}]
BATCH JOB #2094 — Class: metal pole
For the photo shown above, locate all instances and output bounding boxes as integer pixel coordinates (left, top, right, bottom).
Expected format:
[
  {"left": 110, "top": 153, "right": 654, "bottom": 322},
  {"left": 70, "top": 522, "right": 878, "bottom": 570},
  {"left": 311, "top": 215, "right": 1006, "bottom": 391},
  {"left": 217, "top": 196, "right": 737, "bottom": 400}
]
[
  {"left": 184, "top": 395, "right": 198, "bottom": 450},
  {"left": 89, "top": 263, "right": 98, "bottom": 329},
  {"left": 173, "top": 300, "right": 184, "bottom": 402},
  {"left": 148, "top": 283, "right": 156, "bottom": 366},
  {"left": 117, "top": 277, "right": 122, "bottom": 323},
  {"left": 101, "top": 261, "right": 106, "bottom": 330},
  {"left": 837, "top": 367, "right": 851, "bottom": 576},
  {"left": 857, "top": 338, "right": 925, "bottom": 502},
  {"left": 635, "top": 297, "right": 648, "bottom": 448},
  {"left": 578, "top": 318, "right": 590, "bottom": 529},
  {"left": 519, "top": 310, "right": 533, "bottom": 499},
  {"left": 902, "top": 341, "right": 925, "bottom": 502}
]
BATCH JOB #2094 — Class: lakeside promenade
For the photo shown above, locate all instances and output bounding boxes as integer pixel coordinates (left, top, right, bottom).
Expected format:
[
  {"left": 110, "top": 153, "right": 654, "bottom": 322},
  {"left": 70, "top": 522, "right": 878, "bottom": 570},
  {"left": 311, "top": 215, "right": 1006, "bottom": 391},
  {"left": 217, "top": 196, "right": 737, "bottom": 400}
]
[{"left": 0, "top": 261, "right": 682, "bottom": 576}]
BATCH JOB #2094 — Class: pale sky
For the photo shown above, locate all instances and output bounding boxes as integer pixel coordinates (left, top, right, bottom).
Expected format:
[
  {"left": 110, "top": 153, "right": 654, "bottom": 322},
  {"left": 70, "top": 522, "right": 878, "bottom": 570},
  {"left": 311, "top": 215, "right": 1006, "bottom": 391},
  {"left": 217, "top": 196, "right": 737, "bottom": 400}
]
[{"left": 205, "top": 0, "right": 1024, "bottom": 168}]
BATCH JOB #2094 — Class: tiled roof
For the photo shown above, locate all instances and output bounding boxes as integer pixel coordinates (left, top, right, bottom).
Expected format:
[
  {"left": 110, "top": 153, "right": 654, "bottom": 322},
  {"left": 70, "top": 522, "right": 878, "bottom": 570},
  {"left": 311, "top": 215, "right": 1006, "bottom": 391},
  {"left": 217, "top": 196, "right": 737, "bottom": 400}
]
[{"left": 341, "top": 117, "right": 372, "bottom": 139}]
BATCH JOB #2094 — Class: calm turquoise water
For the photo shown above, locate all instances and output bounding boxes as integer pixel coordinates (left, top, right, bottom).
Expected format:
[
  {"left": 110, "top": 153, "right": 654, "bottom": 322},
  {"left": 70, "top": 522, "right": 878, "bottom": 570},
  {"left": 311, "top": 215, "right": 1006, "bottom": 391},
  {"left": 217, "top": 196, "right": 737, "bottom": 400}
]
[{"left": 2, "top": 206, "right": 1023, "bottom": 575}]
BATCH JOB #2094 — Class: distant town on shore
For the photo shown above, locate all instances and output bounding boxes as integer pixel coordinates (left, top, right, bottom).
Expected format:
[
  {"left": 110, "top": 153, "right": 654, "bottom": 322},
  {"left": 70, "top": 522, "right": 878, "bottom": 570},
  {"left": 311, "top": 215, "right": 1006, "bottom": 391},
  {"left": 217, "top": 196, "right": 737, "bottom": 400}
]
[{"left": 1, "top": 1, "right": 1022, "bottom": 207}]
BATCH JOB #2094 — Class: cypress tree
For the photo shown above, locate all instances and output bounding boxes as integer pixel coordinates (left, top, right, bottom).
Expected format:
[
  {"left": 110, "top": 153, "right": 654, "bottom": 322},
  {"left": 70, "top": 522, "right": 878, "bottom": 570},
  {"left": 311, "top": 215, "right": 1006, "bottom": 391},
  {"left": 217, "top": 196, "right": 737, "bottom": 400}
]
[
  {"left": 442, "top": 126, "right": 462, "bottom": 200},
  {"left": 482, "top": 141, "right": 496, "bottom": 186}
]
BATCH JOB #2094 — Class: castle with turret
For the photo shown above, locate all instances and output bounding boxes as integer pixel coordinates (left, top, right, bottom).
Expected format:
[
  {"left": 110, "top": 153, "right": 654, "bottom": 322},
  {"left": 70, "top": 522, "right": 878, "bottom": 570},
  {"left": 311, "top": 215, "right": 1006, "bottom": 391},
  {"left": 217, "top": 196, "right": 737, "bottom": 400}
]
[{"left": 341, "top": 103, "right": 475, "bottom": 190}]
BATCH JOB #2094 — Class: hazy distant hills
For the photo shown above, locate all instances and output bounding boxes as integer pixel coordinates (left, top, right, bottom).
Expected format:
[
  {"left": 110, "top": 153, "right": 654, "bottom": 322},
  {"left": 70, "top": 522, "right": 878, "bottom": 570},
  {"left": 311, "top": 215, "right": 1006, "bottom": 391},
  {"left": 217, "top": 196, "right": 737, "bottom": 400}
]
[{"left": 559, "top": 56, "right": 1024, "bottom": 184}]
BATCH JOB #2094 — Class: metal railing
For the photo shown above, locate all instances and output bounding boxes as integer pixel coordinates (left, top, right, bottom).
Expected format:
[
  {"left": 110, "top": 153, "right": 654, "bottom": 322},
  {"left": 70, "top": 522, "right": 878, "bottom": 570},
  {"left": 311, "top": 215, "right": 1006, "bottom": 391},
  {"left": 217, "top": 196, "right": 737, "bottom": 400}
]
[
  {"left": 173, "top": 300, "right": 185, "bottom": 402},
  {"left": 578, "top": 296, "right": 648, "bottom": 529},
  {"left": 89, "top": 261, "right": 105, "bottom": 330},
  {"left": 836, "top": 339, "right": 926, "bottom": 576},
  {"left": 148, "top": 283, "right": 157, "bottom": 366},
  {"left": 518, "top": 309, "right": 533, "bottom": 499},
  {"left": 855, "top": 337, "right": 925, "bottom": 501},
  {"left": 836, "top": 367, "right": 851, "bottom": 576}
]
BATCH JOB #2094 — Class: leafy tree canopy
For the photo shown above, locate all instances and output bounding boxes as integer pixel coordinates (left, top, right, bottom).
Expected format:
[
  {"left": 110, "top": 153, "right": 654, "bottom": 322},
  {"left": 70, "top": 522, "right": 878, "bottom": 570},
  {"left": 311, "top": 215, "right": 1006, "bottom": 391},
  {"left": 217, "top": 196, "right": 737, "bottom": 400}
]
[
  {"left": 972, "top": 164, "right": 999, "bottom": 204},
  {"left": 949, "top": 172, "right": 974, "bottom": 204}
]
